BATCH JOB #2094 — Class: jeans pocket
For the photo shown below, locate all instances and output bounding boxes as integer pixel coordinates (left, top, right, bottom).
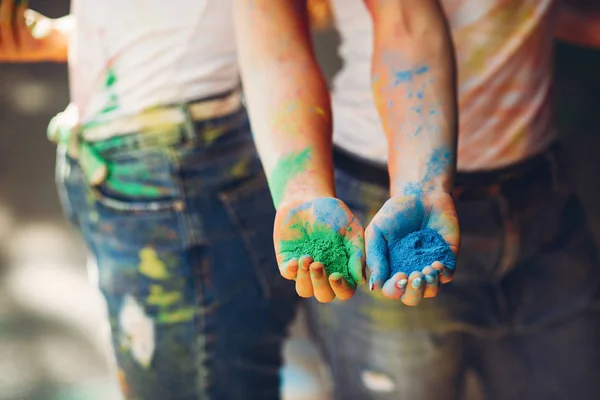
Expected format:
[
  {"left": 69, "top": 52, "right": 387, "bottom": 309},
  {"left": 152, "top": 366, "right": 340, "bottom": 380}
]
[
  {"left": 218, "top": 172, "right": 289, "bottom": 299},
  {"left": 88, "top": 149, "right": 184, "bottom": 214}
]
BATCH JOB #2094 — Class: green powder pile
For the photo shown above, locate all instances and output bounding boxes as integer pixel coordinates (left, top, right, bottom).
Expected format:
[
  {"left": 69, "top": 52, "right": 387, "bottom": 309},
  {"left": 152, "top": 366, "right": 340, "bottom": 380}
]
[{"left": 280, "top": 223, "right": 353, "bottom": 285}]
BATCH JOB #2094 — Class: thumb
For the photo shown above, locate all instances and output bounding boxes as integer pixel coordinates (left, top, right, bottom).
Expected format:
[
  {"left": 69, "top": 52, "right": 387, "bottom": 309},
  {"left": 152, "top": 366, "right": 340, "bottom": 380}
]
[
  {"left": 347, "top": 249, "right": 365, "bottom": 287},
  {"left": 365, "top": 224, "right": 390, "bottom": 290}
]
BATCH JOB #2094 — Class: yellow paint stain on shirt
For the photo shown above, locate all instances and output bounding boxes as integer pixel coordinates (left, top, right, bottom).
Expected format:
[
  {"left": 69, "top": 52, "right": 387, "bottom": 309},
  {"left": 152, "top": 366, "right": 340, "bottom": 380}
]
[
  {"left": 139, "top": 247, "right": 170, "bottom": 280},
  {"left": 147, "top": 285, "right": 181, "bottom": 307}
]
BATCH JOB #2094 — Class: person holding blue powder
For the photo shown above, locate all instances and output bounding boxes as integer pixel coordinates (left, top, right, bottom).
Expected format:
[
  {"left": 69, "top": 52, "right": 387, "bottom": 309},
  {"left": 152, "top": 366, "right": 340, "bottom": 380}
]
[{"left": 237, "top": 0, "right": 600, "bottom": 399}]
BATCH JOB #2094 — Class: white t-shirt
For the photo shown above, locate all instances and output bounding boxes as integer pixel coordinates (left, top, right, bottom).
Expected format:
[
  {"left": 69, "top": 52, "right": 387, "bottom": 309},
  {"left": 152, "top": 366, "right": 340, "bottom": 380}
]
[
  {"left": 329, "top": 0, "right": 557, "bottom": 171},
  {"left": 68, "top": 0, "right": 238, "bottom": 124}
]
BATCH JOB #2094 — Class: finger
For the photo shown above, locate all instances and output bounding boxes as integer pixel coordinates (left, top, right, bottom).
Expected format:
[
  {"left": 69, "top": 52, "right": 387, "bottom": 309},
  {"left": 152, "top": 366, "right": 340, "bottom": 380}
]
[
  {"left": 15, "top": 1, "right": 31, "bottom": 46},
  {"left": 276, "top": 252, "right": 297, "bottom": 278},
  {"left": 348, "top": 250, "right": 365, "bottom": 287},
  {"left": 422, "top": 265, "right": 440, "bottom": 299},
  {"left": 401, "top": 271, "right": 425, "bottom": 306},
  {"left": 381, "top": 272, "right": 409, "bottom": 300},
  {"left": 0, "top": 0, "right": 17, "bottom": 43},
  {"left": 330, "top": 272, "right": 356, "bottom": 301},
  {"left": 0, "top": 0, "right": 18, "bottom": 52},
  {"left": 295, "top": 258, "right": 313, "bottom": 298},
  {"left": 279, "top": 258, "right": 298, "bottom": 280},
  {"left": 343, "top": 216, "right": 366, "bottom": 286},
  {"left": 365, "top": 225, "right": 390, "bottom": 291},
  {"left": 310, "top": 262, "right": 335, "bottom": 303},
  {"left": 433, "top": 260, "right": 455, "bottom": 284}
]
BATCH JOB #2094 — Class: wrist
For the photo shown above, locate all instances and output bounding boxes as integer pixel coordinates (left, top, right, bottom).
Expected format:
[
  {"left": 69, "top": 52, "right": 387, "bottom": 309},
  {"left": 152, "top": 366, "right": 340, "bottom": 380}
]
[
  {"left": 390, "top": 178, "right": 453, "bottom": 200},
  {"left": 273, "top": 178, "right": 335, "bottom": 210}
]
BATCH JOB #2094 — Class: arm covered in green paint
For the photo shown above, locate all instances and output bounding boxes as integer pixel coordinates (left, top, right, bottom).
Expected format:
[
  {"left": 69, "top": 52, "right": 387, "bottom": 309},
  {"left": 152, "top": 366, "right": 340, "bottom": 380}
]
[
  {"left": 0, "top": 1, "right": 72, "bottom": 63},
  {"left": 234, "top": 0, "right": 334, "bottom": 208},
  {"left": 234, "top": 0, "right": 365, "bottom": 302},
  {"left": 363, "top": 0, "right": 460, "bottom": 305}
]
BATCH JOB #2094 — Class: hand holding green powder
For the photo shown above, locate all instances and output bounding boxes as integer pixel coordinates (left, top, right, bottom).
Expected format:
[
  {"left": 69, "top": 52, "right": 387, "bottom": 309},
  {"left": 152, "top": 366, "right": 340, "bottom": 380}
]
[{"left": 274, "top": 197, "right": 365, "bottom": 302}]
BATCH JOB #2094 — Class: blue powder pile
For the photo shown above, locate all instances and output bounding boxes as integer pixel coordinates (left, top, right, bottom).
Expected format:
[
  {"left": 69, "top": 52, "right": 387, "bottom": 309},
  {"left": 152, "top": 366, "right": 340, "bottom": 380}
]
[{"left": 389, "top": 228, "right": 456, "bottom": 275}]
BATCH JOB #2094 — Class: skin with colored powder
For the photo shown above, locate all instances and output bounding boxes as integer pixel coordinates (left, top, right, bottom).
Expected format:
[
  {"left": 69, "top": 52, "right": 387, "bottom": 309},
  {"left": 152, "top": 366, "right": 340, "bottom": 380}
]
[
  {"left": 235, "top": 1, "right": 368, "bottom": 302},
  {"left": 366, "top": 194, "right": 459, "bottom": 306},
  {"left": 268, "top": 147, "right": 312, "bottom": 208},
  {"left": 274, "top": 197, "right": 365, "bottom": 302},
  {"left": 361, "top": 0, "right": 459, "bottom": 305},
  {"left": 235, "top": 0, "right": 459, "bottom": 304}
]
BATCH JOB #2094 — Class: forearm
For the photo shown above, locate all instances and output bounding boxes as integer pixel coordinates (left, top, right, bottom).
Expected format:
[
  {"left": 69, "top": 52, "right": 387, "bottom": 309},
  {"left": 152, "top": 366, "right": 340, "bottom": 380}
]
[
  {"left": 366, "top": 0, "right": 458, "bottom": 199},
  {"left": 555, "top": 2, "right": 600, "bottom": 48},
  {"left": 234, "top": 1, "right": 335, "bottom": 208}
]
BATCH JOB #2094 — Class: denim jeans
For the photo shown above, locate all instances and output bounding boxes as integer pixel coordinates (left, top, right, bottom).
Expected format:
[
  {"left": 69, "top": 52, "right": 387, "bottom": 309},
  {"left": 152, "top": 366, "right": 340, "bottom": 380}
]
[
  {"left": 55, "top": 108, "right": 298, "bottom": 399},
  {"left": 306, "top": 146, "right": 600, "bottom": 400}
]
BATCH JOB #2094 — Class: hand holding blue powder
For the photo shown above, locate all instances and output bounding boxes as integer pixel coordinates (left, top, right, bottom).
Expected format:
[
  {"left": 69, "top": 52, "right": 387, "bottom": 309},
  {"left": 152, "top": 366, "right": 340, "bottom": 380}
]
[{"left": 389, "top": 228, "right": 456, "bottom": 275}]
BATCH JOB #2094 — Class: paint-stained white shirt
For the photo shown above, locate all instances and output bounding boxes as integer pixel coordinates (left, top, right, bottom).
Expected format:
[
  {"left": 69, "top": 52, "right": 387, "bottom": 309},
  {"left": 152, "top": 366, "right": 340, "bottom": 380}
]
[
  {"left": 69, "top": 0, "right": 238, "bottom": 124},
  {"left": 330, "top": 0, "right": 557, "bottom": 171}
]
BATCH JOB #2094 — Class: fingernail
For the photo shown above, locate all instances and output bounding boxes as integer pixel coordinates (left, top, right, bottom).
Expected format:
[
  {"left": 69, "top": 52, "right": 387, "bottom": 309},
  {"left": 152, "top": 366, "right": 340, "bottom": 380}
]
[
  {"left": 412, "top": 277, "right": 423, "bottom": 289},
  {"left": 331, "top": 277, "right": 342, "bottom": 287},
  {"left": 312, "top": 265, "right": 324, "bottom": 278},
  {"left": 397, "top": 279, "right": 408, "bottom": 288},
  {"left": 425, "top": 274, "right": 435, "bottom": 284}
]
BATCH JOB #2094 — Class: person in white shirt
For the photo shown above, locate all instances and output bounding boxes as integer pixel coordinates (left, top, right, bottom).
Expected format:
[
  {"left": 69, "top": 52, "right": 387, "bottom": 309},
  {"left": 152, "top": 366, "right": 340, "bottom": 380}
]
[
  {"left": 236, "top": 0, "right": 600, "bottom": 399},
  {"left": 0, "top": 1, "right": 298, "bottom": 398}
]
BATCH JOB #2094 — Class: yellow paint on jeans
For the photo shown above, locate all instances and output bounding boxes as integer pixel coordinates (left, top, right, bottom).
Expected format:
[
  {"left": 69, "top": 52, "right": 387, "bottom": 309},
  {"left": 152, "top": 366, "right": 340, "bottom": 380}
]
[
  {"left": 158, "top": 307, "right": 196, "bottom": 324},
  {"left": 139, "top": 247, "right": 170, "bottom": 280},
  {"left": 147, "top": 285, "right": 181, "bottom": 307},
  {"left": 231, "top": 156, "right": 250, "bottom": 179}
]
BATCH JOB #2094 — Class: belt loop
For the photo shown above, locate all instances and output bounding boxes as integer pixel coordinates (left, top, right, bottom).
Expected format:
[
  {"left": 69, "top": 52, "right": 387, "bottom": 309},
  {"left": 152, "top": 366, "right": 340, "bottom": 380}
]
[{"left": 179, "top": 102, "right": 198, "bottom": 144}]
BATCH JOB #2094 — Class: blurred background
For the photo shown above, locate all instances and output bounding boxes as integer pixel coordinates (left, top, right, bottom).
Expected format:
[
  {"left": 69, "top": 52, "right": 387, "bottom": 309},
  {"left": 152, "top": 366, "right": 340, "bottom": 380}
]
[{"left": 0, "top": 1, "right": 599, "bottom": 399}]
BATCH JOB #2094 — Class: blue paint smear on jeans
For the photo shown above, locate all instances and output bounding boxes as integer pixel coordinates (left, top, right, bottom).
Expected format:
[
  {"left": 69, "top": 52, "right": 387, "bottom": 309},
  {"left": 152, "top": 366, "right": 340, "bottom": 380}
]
[{"left": 389, "top": 228, "right": 456, "bottom": 275}]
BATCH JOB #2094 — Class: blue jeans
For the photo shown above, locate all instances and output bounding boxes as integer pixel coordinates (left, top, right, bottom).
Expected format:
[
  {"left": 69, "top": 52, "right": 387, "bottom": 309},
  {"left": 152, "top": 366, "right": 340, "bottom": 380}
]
[
  {"left": 55, "top": 108, "right": 298, "bottom": 399},
  {"left": 307, "top": 146, "right": 600, "bottom": 400}
]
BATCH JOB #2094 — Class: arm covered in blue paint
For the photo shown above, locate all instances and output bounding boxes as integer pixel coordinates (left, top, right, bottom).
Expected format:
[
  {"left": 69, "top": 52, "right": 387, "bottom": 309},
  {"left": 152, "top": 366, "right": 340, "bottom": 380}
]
[
  {"left": 363, "top": 0, "right": 460, "bottom": 305},
  {"left": 0, "top": 0, "right": 72, "bottom": 62},
  {"left": 234, "top": 0, "right": 365, "bottom": 302}
]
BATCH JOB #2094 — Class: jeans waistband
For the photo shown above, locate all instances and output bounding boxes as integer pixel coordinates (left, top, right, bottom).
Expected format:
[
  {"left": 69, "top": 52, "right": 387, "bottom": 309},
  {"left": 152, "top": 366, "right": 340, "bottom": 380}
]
[
  {"left": 333, "top": 143, "right": 562, "bottom": 200},
  {"left": 47, "top": 90, "right": 250, "bottom": 187},
  {"left": 81, "top": 89, "right": 243, "bottom": 142}
]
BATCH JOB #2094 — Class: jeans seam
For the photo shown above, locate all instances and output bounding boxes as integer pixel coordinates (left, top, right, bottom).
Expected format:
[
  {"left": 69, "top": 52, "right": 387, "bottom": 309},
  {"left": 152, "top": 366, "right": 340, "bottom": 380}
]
[{"left": 190, "top": 245, "right": 212, "bottom": 399}]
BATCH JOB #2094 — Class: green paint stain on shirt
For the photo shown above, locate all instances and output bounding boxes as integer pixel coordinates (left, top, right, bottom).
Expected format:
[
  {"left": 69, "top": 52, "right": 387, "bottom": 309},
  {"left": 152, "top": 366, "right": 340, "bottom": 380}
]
[
  {"left": 269, "top": 147, "right": 311, "bottom": 208},
  {"left": 280, "top": 221, "right": 353, "bottom": 285},
  {"left": 100, "top": 68, "right": 119, "bottom": 115}
]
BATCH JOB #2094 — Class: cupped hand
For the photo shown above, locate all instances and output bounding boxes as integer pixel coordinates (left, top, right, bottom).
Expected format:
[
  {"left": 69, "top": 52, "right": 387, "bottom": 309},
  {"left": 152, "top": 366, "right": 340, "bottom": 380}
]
[
  {"left": 274, "top": 197, "right": 366, "bottom": 302},
  {"left": 365, "top": 192, "right": 459, "bottom": 305},
  {"left": 0, "top": 0, "right": 64, "bottom": 62}
]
